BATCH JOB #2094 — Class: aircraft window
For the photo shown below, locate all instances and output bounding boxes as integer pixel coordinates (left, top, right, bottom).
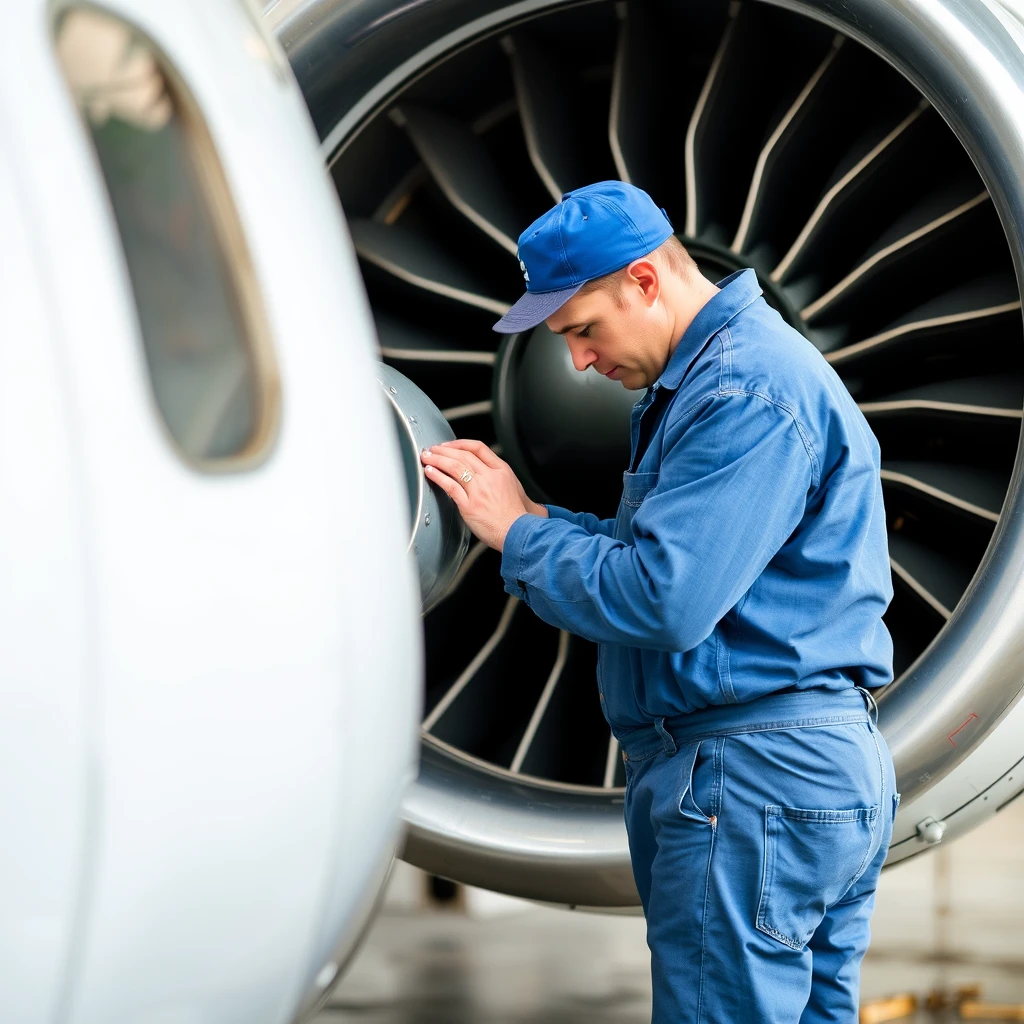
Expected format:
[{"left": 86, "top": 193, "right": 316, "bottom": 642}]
[{"left": 55, "top": 7, "right": 280, "bottom": 468}]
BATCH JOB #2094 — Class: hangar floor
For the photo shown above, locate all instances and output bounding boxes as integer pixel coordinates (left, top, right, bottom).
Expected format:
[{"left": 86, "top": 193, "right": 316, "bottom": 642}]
[{"left": 312, "top": 797, "right": 1024, "bottom": 1023}]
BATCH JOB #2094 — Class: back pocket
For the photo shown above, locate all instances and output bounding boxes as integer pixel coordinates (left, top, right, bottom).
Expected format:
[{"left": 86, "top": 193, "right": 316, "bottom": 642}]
[{"left": 756, "top": 803, "right": 880, "bottom": 950}]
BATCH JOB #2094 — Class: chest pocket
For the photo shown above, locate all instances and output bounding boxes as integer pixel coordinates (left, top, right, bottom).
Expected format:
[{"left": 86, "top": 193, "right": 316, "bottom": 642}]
[{"left": 615, "top": 470, "right": 659, "bottom": 540}]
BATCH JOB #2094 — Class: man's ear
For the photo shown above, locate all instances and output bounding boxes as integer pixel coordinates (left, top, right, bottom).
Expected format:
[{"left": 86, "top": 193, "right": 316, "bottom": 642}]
[{"left": 627, "top": 258, "right": 660, "bottom": 306}]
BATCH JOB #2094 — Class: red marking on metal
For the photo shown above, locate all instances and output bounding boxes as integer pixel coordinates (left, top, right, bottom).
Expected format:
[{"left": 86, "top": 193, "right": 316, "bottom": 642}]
[{"left": 948, "top": 712, "right": 979, "bottom": 747}]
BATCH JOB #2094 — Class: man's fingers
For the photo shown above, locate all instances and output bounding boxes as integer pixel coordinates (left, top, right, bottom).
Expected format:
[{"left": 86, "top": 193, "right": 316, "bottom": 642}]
[
  {"left": 429, "top": 446, "right": 488, "bottom": 476},
  {"left": 423, "top": 464, "right": 467, "bottom": 509},
  {"left": 437, "top": 438, "right": 504, "bottom": 469},
  {"left": 421, "top": 450, "right": 478, "bottom": 488},
  {"left": 423, "top": 448, "right": 487, "bottom": 483}
]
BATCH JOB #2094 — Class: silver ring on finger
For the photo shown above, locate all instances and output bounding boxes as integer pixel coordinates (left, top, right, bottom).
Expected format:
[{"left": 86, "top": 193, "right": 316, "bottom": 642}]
[{"left": 460, "top": 469, "right": 473, "bottom": 484}]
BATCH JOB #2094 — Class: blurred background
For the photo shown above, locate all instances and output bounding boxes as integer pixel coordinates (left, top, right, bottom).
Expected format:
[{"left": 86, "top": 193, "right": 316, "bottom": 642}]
[{"left": 310, "top": 797, "right": 1024, "bottom": 1023}]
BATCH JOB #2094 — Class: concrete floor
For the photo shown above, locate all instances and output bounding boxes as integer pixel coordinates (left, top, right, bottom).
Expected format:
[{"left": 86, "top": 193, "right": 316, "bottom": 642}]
[{"left": 313, "top": 796, "right": 1024, "bottom": 1023}]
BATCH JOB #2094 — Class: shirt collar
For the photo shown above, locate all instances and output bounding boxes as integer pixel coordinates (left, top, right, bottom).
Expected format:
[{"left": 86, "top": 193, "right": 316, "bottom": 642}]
[{"left": 654, "top": 268, "right": 763, "bottom": 392}]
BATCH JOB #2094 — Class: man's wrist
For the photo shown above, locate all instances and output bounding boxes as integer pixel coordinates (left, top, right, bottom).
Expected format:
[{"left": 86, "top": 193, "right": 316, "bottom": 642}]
[
  {"left": 497, "top": 510, "right": 530, "bottom": 554},
  {"left": 528, "top": 500, "right": 549, "bottom": 518}
]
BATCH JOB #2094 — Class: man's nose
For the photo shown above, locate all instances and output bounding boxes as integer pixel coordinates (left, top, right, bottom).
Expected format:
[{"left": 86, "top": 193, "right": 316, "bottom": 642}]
[{"left": 566, "top": 340, "right": 598, "bottom": 373}]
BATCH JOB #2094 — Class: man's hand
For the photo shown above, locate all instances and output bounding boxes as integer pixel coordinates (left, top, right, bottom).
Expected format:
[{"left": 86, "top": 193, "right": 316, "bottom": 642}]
[{"left": 419, "top": 439, "right": 547, "bottom": 551}]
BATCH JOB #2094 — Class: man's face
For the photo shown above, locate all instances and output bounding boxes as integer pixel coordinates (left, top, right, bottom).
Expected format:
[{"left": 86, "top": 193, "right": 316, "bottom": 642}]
[{"left": 545, "top": 264, "right": 671, "bottom": 390}]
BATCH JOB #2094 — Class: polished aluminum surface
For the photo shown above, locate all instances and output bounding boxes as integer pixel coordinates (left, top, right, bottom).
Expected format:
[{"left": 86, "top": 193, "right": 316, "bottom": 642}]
[
  {"left": 377, "top": 363, "right": 471, "bottom": 614},
  {"left": 402, "top": 744, "right": 638, "bottom": 906},
  {"left": 274, "top": 0, "right": 1024, "bottom": 906}
]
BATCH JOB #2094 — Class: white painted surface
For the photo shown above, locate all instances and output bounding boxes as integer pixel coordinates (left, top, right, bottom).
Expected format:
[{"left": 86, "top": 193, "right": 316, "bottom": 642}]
[{"left": 0, "top": 3, "right": 420, "bottom": 1023}]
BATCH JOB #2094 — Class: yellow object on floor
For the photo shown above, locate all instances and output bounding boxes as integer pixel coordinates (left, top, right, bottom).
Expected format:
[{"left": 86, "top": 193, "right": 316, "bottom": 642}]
[
  {"left": 961, "top": 1002, "right": 1024, "bottom": 1021},
  {"left": 859, "top": 993, "right": 918, "bottom": 1023}
]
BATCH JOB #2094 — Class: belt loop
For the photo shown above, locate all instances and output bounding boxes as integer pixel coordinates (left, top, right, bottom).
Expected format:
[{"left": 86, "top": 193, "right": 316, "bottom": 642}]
[
  {"left": 855, "top": 686, "right": 879, "bottom": 727},
  {"left": 654, "top": 717, "right": 676, "bottom": 755}
]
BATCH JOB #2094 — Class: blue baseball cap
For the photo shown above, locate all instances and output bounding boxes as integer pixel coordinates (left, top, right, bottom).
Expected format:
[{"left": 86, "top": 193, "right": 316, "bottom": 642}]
[{"left": 492, "top": 180, "right": 675, "bottom": 334}]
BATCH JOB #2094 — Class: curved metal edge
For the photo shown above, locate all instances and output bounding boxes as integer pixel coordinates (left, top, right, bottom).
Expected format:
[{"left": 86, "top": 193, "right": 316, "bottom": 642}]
[
  {"left": 763, "top": 0, "right": 1024, "bottom": 804},
  {"left": 400, "top": 743, "right": 637, "bottom": 906},
  {"left": 419, "top": 729, "right": 623, "bottom": 796},
  {"left": 292, "top": 844, "right": 398, "bottom": 1022},
  {"left": 267, "top": 0, "right": 593, "bottom": 161},
  {"left": 375, "top": 363, "right": 471, "bottom": 613},
  {"left": 886, "top": 666, "right": 1024, "bottom": 863}
]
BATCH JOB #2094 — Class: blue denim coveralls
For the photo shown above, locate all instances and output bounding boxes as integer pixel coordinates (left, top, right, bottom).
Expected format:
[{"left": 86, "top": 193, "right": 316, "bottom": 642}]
[{"left": 501, "top": 270, "right": 898, "bottom": 1022}]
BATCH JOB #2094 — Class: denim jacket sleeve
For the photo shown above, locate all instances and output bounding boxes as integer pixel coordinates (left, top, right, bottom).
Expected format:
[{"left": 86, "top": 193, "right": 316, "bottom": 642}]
[
  {"left": 499, "top": 392, "right": 817, "bottom": 651},
  {"left": 543, "top": 504, "right": 616, "bottom": 537}
]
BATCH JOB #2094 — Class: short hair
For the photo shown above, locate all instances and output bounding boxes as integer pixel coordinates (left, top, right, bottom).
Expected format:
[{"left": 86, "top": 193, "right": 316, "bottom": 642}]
[
  {"left": 654, "top": 235, "right": 699, "bottom": 276},
  {"left": 577, "top": 235, "right": 698, "bottom": 308}
]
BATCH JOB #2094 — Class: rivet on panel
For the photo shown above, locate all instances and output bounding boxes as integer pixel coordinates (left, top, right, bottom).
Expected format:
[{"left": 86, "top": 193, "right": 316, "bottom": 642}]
[{"left": 916, "top": 817, "right": 946, "bottom": 845}]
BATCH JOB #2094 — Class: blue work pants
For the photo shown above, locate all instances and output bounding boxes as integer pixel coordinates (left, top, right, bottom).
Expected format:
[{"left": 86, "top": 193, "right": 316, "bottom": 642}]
[{"left": 619, "top": 688, "right": 898, "bottom": 1023}]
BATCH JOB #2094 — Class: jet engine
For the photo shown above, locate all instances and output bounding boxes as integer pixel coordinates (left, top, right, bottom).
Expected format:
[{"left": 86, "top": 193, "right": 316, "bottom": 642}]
[{"left": 270, "top": 0, "right": 1024, "bottom": 907}]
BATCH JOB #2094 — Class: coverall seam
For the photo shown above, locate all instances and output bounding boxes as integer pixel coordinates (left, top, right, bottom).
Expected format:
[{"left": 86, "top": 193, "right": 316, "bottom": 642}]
[
  {"left": 840, "top": 729, "right": 886, "bottom": 895},
  {"left": 695, "top": 738, "right": 722, "bottom": 1022},
  {"left": 665, "top": 715, "right": 868, "bottom": 745},
  {"left": 622, "top": 747, "right": 660, "bottom": 766},
  {"left": 842, "top": 810, "right": 883, "bottom": 898},
  {"left": 852, "top": 722, "right": 889, "bottom": 893},
  {"left": 714, "top": 630, "right": 737, "bottom": 704},
  {"left": 718, "top": 327, "right": 733, "bottom": 393},
  {"left": 674, "top": 391, "right": 719, "bottom": 426},
  {"left": 716, "top": 387, "right": 821, "bottom": 487}
]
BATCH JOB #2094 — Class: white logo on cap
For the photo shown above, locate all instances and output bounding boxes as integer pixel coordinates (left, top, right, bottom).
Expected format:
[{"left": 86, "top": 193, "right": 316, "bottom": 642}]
[{"left": 519, "top": 258, "right": 530, "bottom": 283}]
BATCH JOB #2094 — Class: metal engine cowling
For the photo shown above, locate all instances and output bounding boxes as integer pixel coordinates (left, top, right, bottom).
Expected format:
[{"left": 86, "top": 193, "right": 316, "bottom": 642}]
[
  {"left": 377, "top": 362, "right": 472, "bottom": 613},
  {"left": 268, "top": 0, "right": 1024, "bottom": 907}
]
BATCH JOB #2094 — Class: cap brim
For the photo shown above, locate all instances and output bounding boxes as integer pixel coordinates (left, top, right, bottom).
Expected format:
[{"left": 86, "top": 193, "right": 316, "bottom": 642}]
[{"left": 492, "top": 283, "right": 584, "bottom": 333}]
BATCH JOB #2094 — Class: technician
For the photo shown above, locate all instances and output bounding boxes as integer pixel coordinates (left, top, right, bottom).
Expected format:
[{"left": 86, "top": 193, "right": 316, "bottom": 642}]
[{"left": 420, "top": 180, "right": 899, "bottom": 1023}]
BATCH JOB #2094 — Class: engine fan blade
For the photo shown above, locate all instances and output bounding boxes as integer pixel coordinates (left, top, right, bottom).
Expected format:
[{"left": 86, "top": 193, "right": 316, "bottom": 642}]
[{"left": 392, "top": 104, "right": 522, "bottom": 254}]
